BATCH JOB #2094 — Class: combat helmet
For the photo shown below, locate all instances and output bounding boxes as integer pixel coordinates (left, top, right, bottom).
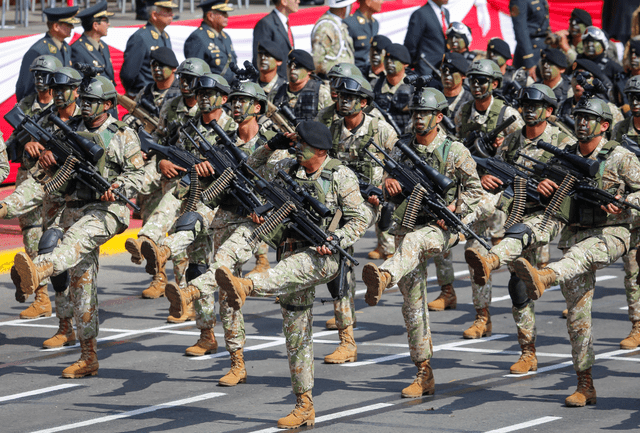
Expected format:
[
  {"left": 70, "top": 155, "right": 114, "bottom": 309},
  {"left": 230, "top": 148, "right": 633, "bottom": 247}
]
[
  {"left": 409, "top": 88, "right": 449, "bottom": 114},
  {"left": 194, "top": 73, "right": 231, "bottom": 95},
  {"left": 80, "top": 75, "right": 118, "bottom": 105},
  {"left": 466, "top": 59, "right": 503, "bottom": 87},
  {"left": 333, "top": 74, "right": 374, "bottom": 99},
  {"left": 624, "top": 75, "right": 640, "bottom": 95},
  {"left": 229, "top": 81, "right": 268, "bottom": 114},
  {"left": 30, "top": 55, "right": 63, "bottom": 73},
  {"left": 49, "top": 67, "right": 83, "bottom": 88},
  {"left": 518, "top": 83, "right": 558, "bottom": 109},
  {"left": 572, "top": 97, "right": 613, "bottom": 122}
]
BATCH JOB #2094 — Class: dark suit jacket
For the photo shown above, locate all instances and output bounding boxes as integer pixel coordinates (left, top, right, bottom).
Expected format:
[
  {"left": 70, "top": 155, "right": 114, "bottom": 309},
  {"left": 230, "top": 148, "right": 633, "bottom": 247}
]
[
  {"left": 403, "top": 3, "right": 449, "bottom": 77},
  {"left": 252, "top": 10, "right": 293, "bottom": 79},
  {"left": 71, "top": 35, "right": 115, "bottom": 83}
]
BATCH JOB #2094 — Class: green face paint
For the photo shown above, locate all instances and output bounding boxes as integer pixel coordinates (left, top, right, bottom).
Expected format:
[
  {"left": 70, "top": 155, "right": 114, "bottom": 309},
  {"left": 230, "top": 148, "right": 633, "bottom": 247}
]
[
  {"left": 337, "top": 92, "right": 362, "bottom": 116},
  {"left": 412, "top": 110, "right": 437, "bottom": 135},
  {"left": 81, "top": 96, "right": 106, "bottom": 121},
  {"left": 575, "top": 113, "right": 601, "bottom": 142},
  {"left": 288, "top": 62, "right": 309, "bottom": 83},
  {"left": 540, "top": 60, "right": 560, "bottom": 81},
  {"left": 230, "top": 95, "right": 256, "bottom": 123},
  {"left": 258, "top": 51, "right": 278, "bottom": 73},
  {"left": 53, "top": 85, "right": 76, "bottom": 108},
  {"left": 447, "top": 35, "right": 467, "bottom": 53},
  {"left": 487, "top": 51, "right": 506, "bottom": 67},
  {"left": 522, "top": 101, "right": 547, "bottom": 126},
  {"left": 384, "top": 57, "right": 404, "bottom": 75},
  {"left": 197, "top": 89, "right": 224, "bottom": 113},
  {"left": 296, "top": 142, "right": 316, "bottom": 164}
]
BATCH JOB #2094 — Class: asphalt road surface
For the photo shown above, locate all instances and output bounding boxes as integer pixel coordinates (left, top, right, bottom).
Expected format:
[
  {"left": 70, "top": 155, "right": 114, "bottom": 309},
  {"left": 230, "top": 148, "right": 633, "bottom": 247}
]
[{"left": 1, "top": 228, "right": 639, "bottom": 432}]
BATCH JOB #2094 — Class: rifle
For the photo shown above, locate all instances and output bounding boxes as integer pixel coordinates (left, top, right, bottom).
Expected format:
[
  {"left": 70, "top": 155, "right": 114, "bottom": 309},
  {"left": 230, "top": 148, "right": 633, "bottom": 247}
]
[
  {"left": 4, "top": 106, "right": 140, "bottom": 212},
  {"left": 364, "top": 138, "right": 492, "bottom": 250},
  {"left": 117, "top": 93, "right": 159, "bottom": 133},
  {"left": 548, "top": 114, "right": 576, "bottom": 138},
  {"left": 463, "top": 115, "right": 517, "bottom": 158},
  {"left": 5, "top": 104, "right": 54, "bottom": 162},
  {"left": 440, "top": 115, "right": 457, "bottom": 137},
  {"left": 266, "top": 100, "right": 297, "bottom": 134}
]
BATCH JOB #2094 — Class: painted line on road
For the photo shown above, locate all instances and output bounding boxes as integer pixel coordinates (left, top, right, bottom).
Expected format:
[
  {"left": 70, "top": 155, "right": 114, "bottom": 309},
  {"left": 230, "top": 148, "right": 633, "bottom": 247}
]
[
  {"left": 0, "top": 384, "right": 81, "bottom": 403},
  {"left": 0, "top": 314, "right": 58, "bottom": 326},
  {"left": 485, "top": 416, "right": 562, "bottom": 433},
  {"left": 31, "top": 392, "right": 225, "bottom": 433},
  {"left": 251, "top": 402, "right": 396, "bottom": 433},
  {"left": 342, "top": 334, "right": 509, "bottom": 367}
]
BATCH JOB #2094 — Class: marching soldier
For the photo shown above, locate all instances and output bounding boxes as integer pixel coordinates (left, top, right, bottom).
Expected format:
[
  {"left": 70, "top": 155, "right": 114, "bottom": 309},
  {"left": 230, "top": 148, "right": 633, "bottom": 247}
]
[
  {"left": 71, "top": 1, "right": 115, "bottom": 82},
  {"left": 372, "top": 43, "right": 413, "bottom": 134},
  {"left": 344, "top": 0, "right": 381, "bottom": 77},
  {"left": 487, "top": 37, "right": 530, "bottom": 105},
  {"left": 311, "top": 0, "right": 356, "bottom": 78},
  {"left": 368, "top": 34, "right": 391, "bottom": 80},
  {"left": 440, "top": 52, "right": 472, "bottom": 124}
]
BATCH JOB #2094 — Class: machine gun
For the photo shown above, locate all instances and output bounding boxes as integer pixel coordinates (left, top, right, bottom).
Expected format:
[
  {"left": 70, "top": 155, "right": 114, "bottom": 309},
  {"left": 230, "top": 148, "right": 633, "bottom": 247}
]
[
  {"left": 4, "top": 106, "right": 140, "bottom": 212},
  {"left": 463, "top": 115, "right": 517, "bottom": 158},
  {"left": 266, "top": 100, "right": 298, "bottom": 134},
  {"left": 363, "top": 138, "right": 492, "bottom": 250},
  {"left": 117, "top": 93, "right": 159, "bottom": 133},
  {"left": 5, "top": 104, "right": 54, "bottom": 162}
]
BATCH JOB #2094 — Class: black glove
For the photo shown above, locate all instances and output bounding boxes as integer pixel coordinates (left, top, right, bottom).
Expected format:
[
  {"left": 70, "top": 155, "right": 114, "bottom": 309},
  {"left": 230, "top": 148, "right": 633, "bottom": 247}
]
[{"left": 267, "top": 133, "right": 293, "bottom": 150}]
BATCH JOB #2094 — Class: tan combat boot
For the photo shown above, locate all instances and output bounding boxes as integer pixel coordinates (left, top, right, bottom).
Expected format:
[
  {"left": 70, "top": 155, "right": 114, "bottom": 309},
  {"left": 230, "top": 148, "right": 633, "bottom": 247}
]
[
  {"left": 325, "top": 317, "right": 338, "bottom": 330},
  {"left": 61, "top": 338, "right": 98, "bottom": 378},
  {"left": 141, "top": 270, "right": 167, "bottom": 299},
  {"left": 565, "top": 368, "right": 597, "bottom": 407},
  {"left": 362, "top": 262, "right": 391, "bottom": 306},
  {"left": 185, "top": 328, "right": 218, "bottom": 356},
  {"left": 620, "top": 320, "right": 640, "bottom": 349},
  {"left": 463, "top": 308, "right": 492, "bottom": 339},
  {"left": 43, "top": 317, "right": 76, "bottom": 349},
  {"left": 14, "top": 252, "right": 53, "bottom": 296},
  {"left": 166, "top": 283, "right": 199, "bottom": 323},
  {"left": 427, "top": 284, "right": 457, "bottom": 311},
  {"left": 245, "top": 253, "right": 270, "bottom": 276},
  {"left": 140, "top": 239, "right": 170, "bottom": 276},
  {"left": 19, "top": 285, "right": 52, "bottom": 319},
  {"left": 219, "top": 348, "right": 247, "bottom": 386},
  {"left": 0, "top": 203, "right": 7, "bottom": 219},
  {"left": 367, "top": 247, "right": 392, "bottom": 260},
  {"left": 277, "top": 391, "right": 315, "bottom": 429},
  {"left": 324, "top": 325, "right": 357, "bottom": 364},
  {"left": 11, "top": 266, "right": 27, "bottom": 303},
  {"left": 514, "top": 258, "right": 557, "bottom": 300},
  {"left": 562, "top": 309, "right": 568, "bottom": 318},
  {"left": 465, "top": 249, "right": 500, "bottom": 286},
  {"left": 125, "top": 235, "right": 150, "bottom": 265},
  {"left": 510, "top": 343, "right": 538, "bottom": 374},
  {"left": 401, "top": 360, "right": 435, "bottom": 398},
  {"left": 215, "top": 266, "right": 253, "bottom": 310}
]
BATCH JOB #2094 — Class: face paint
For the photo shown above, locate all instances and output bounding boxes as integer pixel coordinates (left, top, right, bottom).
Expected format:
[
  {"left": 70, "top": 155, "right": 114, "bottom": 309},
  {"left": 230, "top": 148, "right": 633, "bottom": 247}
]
[
  {"left": 53, "top": 86, "right": 76, "bottom": 108},
  {"left": 288, "top": 62, "right": 308, "bottom": 83},
  {"left": 521, "top": 101, "right": 547, "bottom": 126},
  {"left": 441, "top": 66, "right": 462, "bottom": 89},
  {"left": 230, "top": 96, "right": 256, "bottom": 123},
  {"left": 337, "top": 92, "right": 362, "bottom": 116},
  {"left": 469, "top": 75, "right": 492, "bottom": 100},
  {"left": 384, "top": 57, "right": 403, "bottom": 75},
  {"left": 584, "top": 39, "right": 604, "bottom": 58},
  {"left": 487, "top": 51, "right": 506, "bottom": 67},
  {"left": 179, "top": 75, "right": 197, "bottom": 96},
  {"left": 33, "top": 71, "right": 50, "bottom": 92},
  {"left": 446, "top": 35, "right": 467, "bottom": 53},
  {"left": 197, "top": 89, "right": 223, "bottom": 112},
  {"left": 630, "top": 93, "right": 640, "bottom": 117},
  {"left": 569, "top": 20, "right": 586, "bottom": 40},
  {"left": 295, "top": 141, "right": 316, "bottom": 164},
  {"left": 151, "top": 61, "right": 173, "bottom": 82},
  {"left": 370, "top": 48, "right": 383, "bottom": 67},
  {"left": 540, "top": 60, "right": 560, "bottom": 82},
  {"left": 258, "top": 51, "right": 278, "bottom": 72},
  {"left": 81, "top": 96, "right": 106, "bottom": 121},
  {"left": 575, "top": 113, "right": 601, "bottom": 142},
  {"left": 412, "top": 110, "right": 438, "bottom": 135},
  {"left": 631, "top": 51, "right": 640, "bottom": 70}
]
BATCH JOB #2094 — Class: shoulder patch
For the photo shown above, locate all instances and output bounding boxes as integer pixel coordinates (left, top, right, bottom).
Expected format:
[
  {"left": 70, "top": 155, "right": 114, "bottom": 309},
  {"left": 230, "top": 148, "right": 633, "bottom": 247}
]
[
  {"left": 48, "top": 44, "right": 57, "bottom": 54},
  {"left": 510, "top": 5, "right": 519, "bottom": 17},
  {"left": 207, "top": 29, "right": 216, "bottom": 39},
  {"left": 85, "top": 42, "right": 94, "bottom": 52},
  {"left": 357, "top": 16, "right": 365, "bottom": 24},
  {"left": 151, "top": 30, "right": 159, "bottom": 40}
]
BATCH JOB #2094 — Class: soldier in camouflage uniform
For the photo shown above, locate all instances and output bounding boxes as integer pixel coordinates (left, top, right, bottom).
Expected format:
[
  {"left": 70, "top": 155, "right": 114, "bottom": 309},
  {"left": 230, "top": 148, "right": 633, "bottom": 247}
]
[
  {"left": 368, "top": 34, "right": 391, "bottom": 80},
  {"left": 440, "top": 52, "right": 472, "bottom": 127},
  {"left": 311, "top": 0, "right": 356, "bottom": 78},
  {"left": 361, "top": 88, "right": 484, "bottom": 399},
  {"left": 216, "top": 120, "right": 369, "bottom": 429},
  {"left": 538, "top": 48, "right": 571, "bottom": 108},
  {"left": 125, "top": 58, "right": 210, "bottom": 312},
  {"left": 514, "top": 97, "right": 640, "bottom": 407},
  {"left": 255, "top": 41, "right": 286, "bottom": 98},
  {"left": 13, "top": 76, "right": 145, "bottom": 378},
  {"left": 465, "top": 84, "right": 576, "bottom": 374}
]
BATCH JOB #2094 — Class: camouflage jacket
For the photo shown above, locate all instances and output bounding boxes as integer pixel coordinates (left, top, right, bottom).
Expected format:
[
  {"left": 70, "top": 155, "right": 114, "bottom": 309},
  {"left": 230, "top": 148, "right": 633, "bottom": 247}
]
[{"left": 311, "top": 12, "right": 355, "bottom": 76}]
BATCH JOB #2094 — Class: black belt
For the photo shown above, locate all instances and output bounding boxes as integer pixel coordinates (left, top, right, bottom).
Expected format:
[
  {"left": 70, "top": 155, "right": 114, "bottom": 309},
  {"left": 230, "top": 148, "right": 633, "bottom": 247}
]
[
  {"left": 281, "top": 303, "right": 313, "bottom": 311},
  {"left": 66, "top": 200, "right": 93, "bottom": 208}
]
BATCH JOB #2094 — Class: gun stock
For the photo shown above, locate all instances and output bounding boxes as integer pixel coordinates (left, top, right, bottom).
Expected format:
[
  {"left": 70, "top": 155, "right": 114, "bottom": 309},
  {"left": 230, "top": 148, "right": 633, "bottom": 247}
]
[{"left": 117, "top": 94, "right": 159, "bottom": 133}]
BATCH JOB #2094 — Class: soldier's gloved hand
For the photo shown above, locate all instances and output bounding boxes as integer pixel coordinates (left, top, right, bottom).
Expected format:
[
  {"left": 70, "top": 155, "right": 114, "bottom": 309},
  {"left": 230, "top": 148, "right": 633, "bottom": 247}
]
[
  {"left": 159, "top": 159, "right": 186, "bottom": 179},
  {"left": 537, "top": 178, "right": 558, "bottom": 197},
  {"left": 39, "top": 150, "right": 56, "bottom": 169},
  {"left": 481, "top": 174, "right": 503, "bottom": 191},
  {"left": 24, "top": 141, "right": 45, "bottom": 159},
  {"left": 100, "top": 183, "right": 120, "bottom": 202},
  {"left": 602, "top": 195, "right": 623, "bottom": 215},
  {"left": 267, "top": 133, "right": 294, "bottom": 150}
]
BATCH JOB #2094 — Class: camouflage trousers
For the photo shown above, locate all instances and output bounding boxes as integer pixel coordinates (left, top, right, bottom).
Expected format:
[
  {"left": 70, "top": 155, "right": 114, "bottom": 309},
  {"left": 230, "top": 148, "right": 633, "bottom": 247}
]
[
  {"left": 5, "top": 168, "right": 43, "bottom": 257},
  {"left": 136, "top": 157, "right": 164, "bottom": 222},
  {"left": 248, "top": 247, "right": 341, "bottom": 394},
  {"left": 432, "top": 250, "right": 454, "bottom": 287},
  {"left": 380, "top": 224, "right": 457, "bottom": 363},
  {"left": 550, "top": 226, "right": 630, "bottom": 371},
  {"left": 622, "top": 229, "right": 640, "bottom": 322},
  {"left": 513, "top": 301, "right": 536, "bottom": 346},
  {"left": 35, "top": 206, "right": 124, "bottom": 341},
  {"left": 375, "top": 224, "right": 395, "bottom": 256}
]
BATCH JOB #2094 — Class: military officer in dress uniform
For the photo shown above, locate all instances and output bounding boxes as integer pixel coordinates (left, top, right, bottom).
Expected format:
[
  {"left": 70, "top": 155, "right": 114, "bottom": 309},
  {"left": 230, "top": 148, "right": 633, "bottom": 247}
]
[
  {"left": 509, "top": 0, "right": 550, "bottom": 80},
  {"left": 72, "top": 1, "right": 115, "bottom": 83},
  {"left": 344, "top": 0, "right": 381, "bottom": 77},
  {"left": 16, "top": 7, "right": 79, "bottom": 101},
  {"left": 121, "top": 0, "right": 176, "bottom": 96},
  {"left": 184, "top": 0, "right": 237, "bottom": 84}
]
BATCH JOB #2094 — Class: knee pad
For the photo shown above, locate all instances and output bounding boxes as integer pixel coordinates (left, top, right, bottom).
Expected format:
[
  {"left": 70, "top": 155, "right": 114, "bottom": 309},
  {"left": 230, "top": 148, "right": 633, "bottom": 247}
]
[
  {"left": 186, "top": 263, "right": 207, "bottom": 282},
  {"left": 51, "top": 271, "right": 69, "bottom": 293},
  {"left": 174, "top": 212, "right": 204, "bottom": 236},
  {"left": 38, "top": 228, "right": 64, "bottom": 255},
  {"left": 508, "top": 272, "right": 530, "bottom": 309},
  {"left": 504, "top": 223, "right": 533, "bottom": 249}
]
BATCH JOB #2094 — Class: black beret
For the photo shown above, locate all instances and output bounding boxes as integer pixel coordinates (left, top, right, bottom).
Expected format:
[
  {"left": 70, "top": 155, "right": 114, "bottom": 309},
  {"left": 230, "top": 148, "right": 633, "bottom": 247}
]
[
  {"left": 197, "top": 0, "right": 233, "bottom": 11},
  {"left": 297, "top": 121, "right": 333, "bottom": 150},
  {"left": 288, "top": 49, "right": 315, "bottom": 72},
  {"left": 630, "top": 39, "right": 640, "bottom": 54},
  {"left": 572, "top": 58, "right": 606, "bottom": 82},
  {"left": 571, "top": 8, "right": 592, "bottom": 26},
  {"left": 440, "top": 52, "right": 469, "bottom": 74},
  {"left": 385, "top": 43, "right": 411, "bottom": 64},
  {"left": 371, "top": 35, "right": 391, "bottom": 52},
  {"left": 487, "top": 38, "right": 511, "bottom": 60},
  {"left": 43, "top": 6, "right": 80, "bottom": 24},
  {"left": 151, "top": 47, "right": 179, "bottom": 68},
  {"left": 541, "top": 48, "right": 568, "bottom": 68},
  {"left": 76, "top": 1, "right": 114, "bottom": 25},
  {"left": 258, "top": 40, "right": 285, "bottom": 62}
]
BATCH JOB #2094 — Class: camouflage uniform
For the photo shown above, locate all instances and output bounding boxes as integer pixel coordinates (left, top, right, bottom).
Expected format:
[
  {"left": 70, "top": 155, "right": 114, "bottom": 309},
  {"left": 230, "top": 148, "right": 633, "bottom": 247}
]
[
  {"left": 270, "top": 79, "right": 332, "bottom": 120},
  {"left": 379, "top": 128, "right": 483, "bottom": 364},
  {"left": 311, "top": 12, "right": 355, "bottom": 77},
  {"left": 0, "top": 134, "right": 8, "bottom": 184}
]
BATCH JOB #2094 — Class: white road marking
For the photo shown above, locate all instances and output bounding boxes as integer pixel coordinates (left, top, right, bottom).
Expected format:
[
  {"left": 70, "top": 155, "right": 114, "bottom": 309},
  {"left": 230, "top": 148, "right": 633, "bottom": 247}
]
[
  {"left": 31, "top": 392, "right": 226, "bottom": 433},
  {"left": 251, "top": 402, "right": 396, "bottom": 433},
  {"left": 0, "top": 314, "right": 57, "bottom": 326},
  {"left": 0, "top": 384, "right": 81, "bottom": 403},
  {"left": 485, "top": 416, "right": 562, "bottom": 433}
]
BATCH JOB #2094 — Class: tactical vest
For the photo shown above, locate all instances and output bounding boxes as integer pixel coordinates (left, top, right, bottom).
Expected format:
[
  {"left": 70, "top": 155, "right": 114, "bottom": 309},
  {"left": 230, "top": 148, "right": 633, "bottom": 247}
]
[
  {"left": 141, "top": 83, "right": 181, "bottom": 115},
  {"left": 613, "top": 117, "right": 640, "bottom": 144},
  {"left": 273, "top": 78, "right": 322, "bottom": 121},
  {"left": 373, "top": 78, "right": 412, "bottom": 133},
  {"left": 329, "top": 117, "right": 379, "bottom": 181},
  {"left": 457, "top": 97, "right": 508, "bottom": 141},
  {"left": 165, "top": 96, "right": 198, "bottom": 125}
]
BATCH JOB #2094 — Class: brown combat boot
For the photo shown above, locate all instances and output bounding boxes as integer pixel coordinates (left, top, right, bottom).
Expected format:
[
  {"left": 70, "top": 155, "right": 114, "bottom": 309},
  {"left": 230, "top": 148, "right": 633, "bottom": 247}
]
[
  {"left": 514, "top": 258, "right": 557, "bottom": 300},
  {"left": 11, "top": 266, "right": 27, "bottom": 303},
  {"left": 43, "top": 317, "right": 76, "bottom": 349},
  {"left": 325, "top": 317, "right": 338, "bottom": 330},
  {"left": 562, "top": 309, "right": 568, "bottom": 318},
  {"left": 401, "top": 360, "right": 435, "bottom": 398},
  {"left": 245, "top": 253, "right": 270, "bottom": 276},
  {"left": 463, "top": 308, "right": 492, "bottom": 339},
  {"left": 19, "top": 285, "right": 52, "bottom": 319},
  {"left": 185, "top": 328, "right": 218, "bottom": 356},
  {"left": 0, "top": 203, "right": 7, "bottom": 219},
  {"left": 14, "top": 252, "right": 53, "bottom": 296},
  {"left": 367, "top": 247, "right": 392, "bottom": 260},
  {"left": 277, "top": 391, "right": 315, "bottom": 429},
  {"left": 620, "top": 320, "right": 640, "bottom": 349},
  {"left": 216, "top": 266, "right": 253, "bottom": 310},
  {"left": 125, "top": 236, "right": 150, "bottom": 265},
  {"left": 362, "top": 262, "right": 391, "bottom": 306},
  {"left": 140, "top": 239, "right": 170, "bottom": 276},
  {"left": 510, "top": 343, "right": 538, "bottom": 374},
  {"left": 465, "top": 249, "right": 500, "bottom": 286},
  {"left": 166, "top": 283, "right": 200, "bottom": 322},
  {"left": 565, "top": 368, "right": 597, "bottom": 407},
  {"left": 219, "top": 348, "right": 247, "bottom": 386},
  {"left": 427, "top": 284, "right": 457, "bottom": 311},
  {"left": 141, "top": 270, "right": 167, "bottom": 299},
  {"left": 167, "top": 300, "right": 195, "bottom": 323},
  {"left": 324, "top": 325, "right": 357, "bottom": 364},
  {"left": 61, "top": 338, "right": 98, "bottom": 378}
]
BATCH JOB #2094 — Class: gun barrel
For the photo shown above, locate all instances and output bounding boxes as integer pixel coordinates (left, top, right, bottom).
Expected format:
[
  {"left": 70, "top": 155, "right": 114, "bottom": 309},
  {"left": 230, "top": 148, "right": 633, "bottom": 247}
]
[
  {"left": 536, "top": 140, "right": 599, "bottom": 177},
  {"left": 485, "top": 115, "right": 517, "bottom": 144}
]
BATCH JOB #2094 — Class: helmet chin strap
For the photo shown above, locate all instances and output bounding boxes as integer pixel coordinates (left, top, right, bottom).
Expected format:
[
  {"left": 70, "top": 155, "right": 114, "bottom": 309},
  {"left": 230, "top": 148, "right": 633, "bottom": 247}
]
[
  {"left": 83, "top": 101, "right": 106, "bottom": 123},
  {"left": 414, "top": 114, "right": 437, "bottom": 135}
]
